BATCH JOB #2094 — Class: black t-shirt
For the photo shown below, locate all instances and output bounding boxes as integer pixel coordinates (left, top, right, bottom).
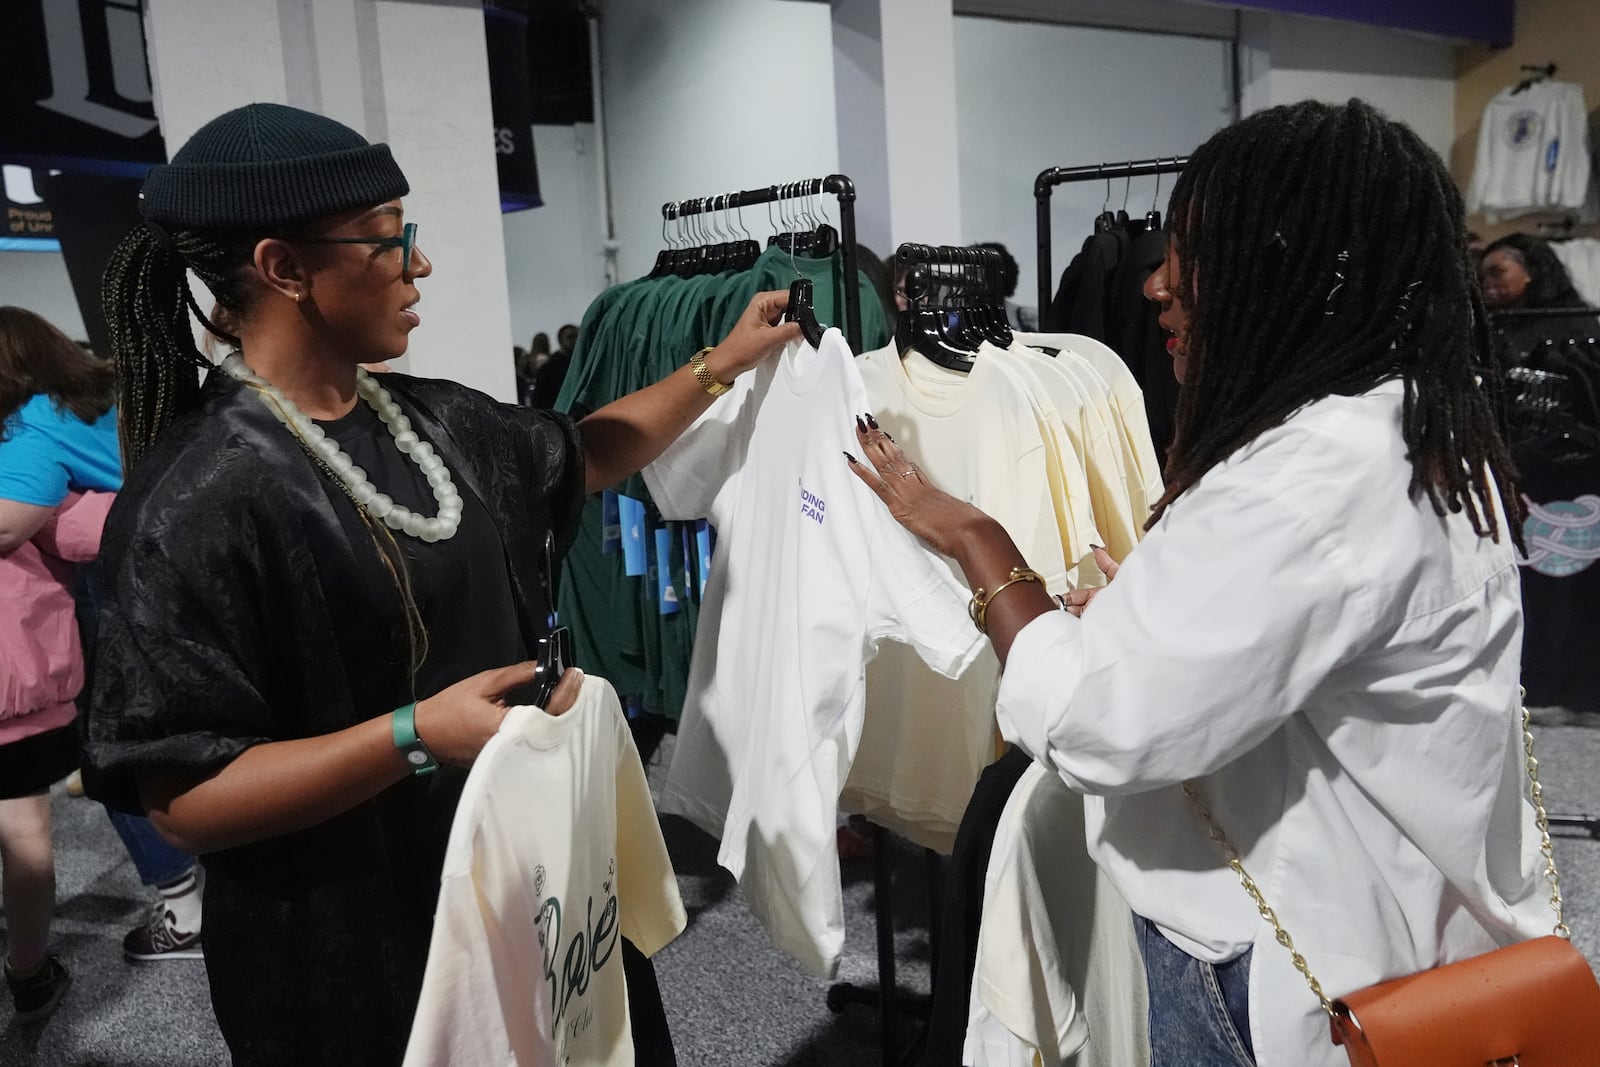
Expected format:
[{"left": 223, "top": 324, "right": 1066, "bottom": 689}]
[{"left": 315, "top": 395, "right": 528, "bottom": 702}]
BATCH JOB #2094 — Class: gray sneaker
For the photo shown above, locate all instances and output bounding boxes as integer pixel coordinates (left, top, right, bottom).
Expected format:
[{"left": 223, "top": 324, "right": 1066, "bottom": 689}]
[{"left": 123, "top": 908, "right": 203, "bottom": 961}]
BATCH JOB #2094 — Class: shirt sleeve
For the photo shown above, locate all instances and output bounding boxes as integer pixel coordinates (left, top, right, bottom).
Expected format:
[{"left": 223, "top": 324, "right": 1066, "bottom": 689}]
[
  {"left": 613, "top": 692, "right": 687, "bottom": 957},
  {"left": 995, "top": 484, "right": 1372, "bottom": 794},
  {"left": 0, "top": 411, "right": 71, "bottom": 506},
  {"left": 641, "top": 373, "right": 756, "bottom": 522},
  {"left": 503, "top": 405, "right": 588, "bottom": 559},
  {"left": 865, "top": 493, "right": 986, "bottom": 680},
  {"left": 83, "top": 518, "right": 278, "bottom": 813}
]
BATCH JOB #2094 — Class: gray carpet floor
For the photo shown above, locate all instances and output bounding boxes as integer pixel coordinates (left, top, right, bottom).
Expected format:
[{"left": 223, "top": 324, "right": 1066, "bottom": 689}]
[{"left": 3, "top": 724, "right": 1598, "bottom": 1066}]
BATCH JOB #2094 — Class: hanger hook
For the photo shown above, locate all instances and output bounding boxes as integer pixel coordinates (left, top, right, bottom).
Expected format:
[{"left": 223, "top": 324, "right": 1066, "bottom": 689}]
[
  {"left": 1123, "top": 168, "right": 1133, "bottom": 212},
  {"left": 1101, "top": 165, "right": 1110, "bottom": 212},
  {"left": 1152, "top": 161, "right": 1164, "bottom": 213}
]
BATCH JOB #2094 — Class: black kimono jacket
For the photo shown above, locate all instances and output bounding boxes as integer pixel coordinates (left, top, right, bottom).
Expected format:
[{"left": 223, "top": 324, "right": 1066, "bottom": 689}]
[{"left": 84, "top": 370, "right": 585, "bottom": 1065}]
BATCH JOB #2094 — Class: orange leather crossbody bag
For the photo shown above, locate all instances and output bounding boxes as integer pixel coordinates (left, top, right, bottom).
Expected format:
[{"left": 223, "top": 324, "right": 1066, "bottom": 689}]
[{"left": 1186, "top": 705, "right": 1600, "bottom": 1066}]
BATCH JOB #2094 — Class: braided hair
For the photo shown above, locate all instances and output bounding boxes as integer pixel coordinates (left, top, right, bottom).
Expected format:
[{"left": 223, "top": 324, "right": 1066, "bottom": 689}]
[
  {"left": 1153, "top": 99, "right": 1522, "bottom": 549},
  {"left": 101, "top": 223, "right": 257, "bottom": 470}
]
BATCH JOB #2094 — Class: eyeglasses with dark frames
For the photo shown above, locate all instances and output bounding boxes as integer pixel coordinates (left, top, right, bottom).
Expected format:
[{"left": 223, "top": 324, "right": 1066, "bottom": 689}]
[{"left": 295, "top": 221, "right": 418, "bottom": 273}]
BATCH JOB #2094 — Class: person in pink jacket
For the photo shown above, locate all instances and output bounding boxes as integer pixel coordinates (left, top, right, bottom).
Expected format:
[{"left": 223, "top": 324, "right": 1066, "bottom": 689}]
[
  {"left": 0, "top": 488, "right": 111, "bottom": 1022},
  {"left": 0, "top": 307, "right": 202, "bottom": 1022}
]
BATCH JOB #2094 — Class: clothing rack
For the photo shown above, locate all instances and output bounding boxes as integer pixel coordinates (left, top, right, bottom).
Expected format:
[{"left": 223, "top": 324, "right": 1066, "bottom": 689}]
[
  {"left": 1034, "top": 157, "right": 1188, "bottom": 330},
  {"left": 666, "top": 174, "right": 912, "bottom": 1063},
  {"left": 660, "top": 175, "right": 863, "bottom": 352},
  {"left": 1490, "top": 304, "right": 1600, "bottom": 841}
]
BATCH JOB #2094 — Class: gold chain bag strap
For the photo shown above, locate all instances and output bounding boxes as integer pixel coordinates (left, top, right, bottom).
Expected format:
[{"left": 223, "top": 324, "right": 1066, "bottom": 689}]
[{"left": 1184, "top": 705, "right": 1600, "bottom": 1067}]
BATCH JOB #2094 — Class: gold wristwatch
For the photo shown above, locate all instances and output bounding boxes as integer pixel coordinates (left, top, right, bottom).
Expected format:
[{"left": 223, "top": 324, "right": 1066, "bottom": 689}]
[{"left": 689, "top": 346, "right": 731, "bottom": 397}]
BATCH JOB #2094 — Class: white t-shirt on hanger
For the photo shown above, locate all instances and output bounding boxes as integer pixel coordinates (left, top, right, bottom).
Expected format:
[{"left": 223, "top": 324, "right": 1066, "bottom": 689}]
[
  {"left": 404, "top": 676, "right": 686, "bottom": 1067},
  {"left": 1467, "top": 80, "right": 1594, "bottom": 221},
  {"left": 643, "top": 327, "right": 982, "bottom": 976}
]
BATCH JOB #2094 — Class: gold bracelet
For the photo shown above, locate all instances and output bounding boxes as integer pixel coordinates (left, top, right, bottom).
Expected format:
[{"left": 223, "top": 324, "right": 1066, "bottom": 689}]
[
  {"left": 689, "top": 346, "right": 731, "bottom": 397},
  {"left": 968, "top": 567, "right": 1047, "bottom": 634}
]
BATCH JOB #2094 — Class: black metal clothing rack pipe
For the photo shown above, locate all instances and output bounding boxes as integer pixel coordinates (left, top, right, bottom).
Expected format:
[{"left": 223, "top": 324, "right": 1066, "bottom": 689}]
[
  {"left": 1035, "top": 157, "right": 1188, "bottom": 331},
  {"left": 1489, "top": 306, "right": 1600, "bottom": 320},
  {"left": 661, "top": 174, "right": 863, "bottom": 353}
]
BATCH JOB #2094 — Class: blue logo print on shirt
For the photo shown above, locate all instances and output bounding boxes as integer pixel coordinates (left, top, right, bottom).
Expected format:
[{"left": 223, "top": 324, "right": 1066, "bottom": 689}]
[
  {"left": 1506, "top": 110, "right": 1541, "bottom": 150},
  {"left": 800, "top": 485, "right": 827, "bottom": 525},
  {"left": 1546, "top": 138, "right": 1561, "bottom": 173}
]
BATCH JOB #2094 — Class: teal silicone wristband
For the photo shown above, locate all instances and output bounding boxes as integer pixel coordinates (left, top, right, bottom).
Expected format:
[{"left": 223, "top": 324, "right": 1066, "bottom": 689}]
[{"left": 391, "top": 702, "right": 437, "bottom": 775}]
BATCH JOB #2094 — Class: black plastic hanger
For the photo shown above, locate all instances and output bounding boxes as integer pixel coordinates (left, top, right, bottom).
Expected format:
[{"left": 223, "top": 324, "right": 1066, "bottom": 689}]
[
  {"left": 1094, "top": 166, "right": 1118, "bottom": 233},
  {"left": 894, "top": 258, "right": 976, "bottom": 372},
  {"left": 530, "top": 530, "right": 573, "bottom": 709},
  {"left": 1145, "top": 162, "right": 1165, "bottom": 232},
  {"left": 1513, "top": 62, "right": 1556, "bottom": 94},
  {"left": 785, "top": 278, "right": 825, "bottom": 347}
]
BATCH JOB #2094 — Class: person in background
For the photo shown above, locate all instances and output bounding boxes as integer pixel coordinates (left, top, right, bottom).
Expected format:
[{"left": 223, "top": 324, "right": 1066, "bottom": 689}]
[
  {"left": 1479, "top": 232, "right": 1587, "bottom": 310},
  {"left": 529, "top": 331, "right": 552, "bottom": 372},
  {"left": 0, "top": 309, "right": 206, "bottom": 990},
  {"left": 853, "top": 100, "right": 1549, "bottom": 1066},
  {"left": 528, "top": 323, "right": 577, "bottom": 410},
  {"left": 976, "top": 240, "right": 1035, "bottom": 330}
]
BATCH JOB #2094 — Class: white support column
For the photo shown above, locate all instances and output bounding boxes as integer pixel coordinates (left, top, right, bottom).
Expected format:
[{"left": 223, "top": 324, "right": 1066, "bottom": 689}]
[
  {"left": 881, "top": 0, "right": 961, "bottom": 249},
  {"left": 141, "top": 0, "right": 516, "bottom": 399},
  {"left": 832, "top": 0, "right": 892, "bottom": 255},
  {"left": 371, "top": 0, "right": 514, "bottom": 398},
  {"left": 832, "top": 0, "right": 963, "bottom": 255}
]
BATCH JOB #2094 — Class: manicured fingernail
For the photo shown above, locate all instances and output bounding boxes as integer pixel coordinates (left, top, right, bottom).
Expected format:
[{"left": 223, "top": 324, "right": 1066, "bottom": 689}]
[
  {"left": 1090, "top": 544, "right": 1105, "bottom": 552},
  {"left": 866, "top": 413, "right": 880, "bottom": 429},
  {"left": 843, "top": 452, "right": 857, "bottom": 464},
  {"left": 856, "top": 416, "right": 867, "bottom": 433}
]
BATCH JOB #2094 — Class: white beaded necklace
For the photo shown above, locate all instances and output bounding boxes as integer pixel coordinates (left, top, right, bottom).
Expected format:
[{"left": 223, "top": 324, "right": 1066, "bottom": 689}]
[{"left": 220, "top": 353, "right": 462, "bottom": 543}]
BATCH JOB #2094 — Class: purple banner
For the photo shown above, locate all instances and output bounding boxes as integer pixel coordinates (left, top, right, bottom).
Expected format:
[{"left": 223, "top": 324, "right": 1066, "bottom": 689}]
[{"left": 1214, "top": 0, "right": 1512, "bottom": 46}]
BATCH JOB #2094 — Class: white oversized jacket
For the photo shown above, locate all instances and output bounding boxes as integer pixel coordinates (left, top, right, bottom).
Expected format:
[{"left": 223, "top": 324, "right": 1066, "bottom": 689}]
[{"left": 996, "top": 379, "right": 1549, "bottom": 1067}]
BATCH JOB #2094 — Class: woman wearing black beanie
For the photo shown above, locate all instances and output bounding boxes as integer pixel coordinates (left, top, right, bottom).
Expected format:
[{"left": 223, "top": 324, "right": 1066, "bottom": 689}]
[{"left": 83, "top": 102, "right": 798, "bottom": 1064}]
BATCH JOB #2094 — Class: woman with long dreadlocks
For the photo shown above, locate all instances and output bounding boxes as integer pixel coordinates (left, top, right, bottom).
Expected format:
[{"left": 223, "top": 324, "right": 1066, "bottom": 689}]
[
  {"left": 850, "top": 100, "right": 1550, "bottom": 1065},
  {"left": 82, "top": 103, "right": 798, "bottom": 1064}
]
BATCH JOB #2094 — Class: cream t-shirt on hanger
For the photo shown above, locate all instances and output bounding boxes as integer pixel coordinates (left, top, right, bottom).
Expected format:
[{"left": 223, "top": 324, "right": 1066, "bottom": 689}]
[
  {"left": 404, "top": 675, "right": 686, "bottom": 1067},
  {"left": 845, "top": 343, "right": 1085, "bottom": 852},
  {"left": 1016, "top": 332, "right": 1164, "bottom": 529},
  {"left": 965, "top": 760, "right": 1148, "bottom": 1067},
  {"left": 643, "top": 328, "right": 982, "bottom": 976},
  {"left": 989, "top": 342, "right": 1139, "bottom": 563}
]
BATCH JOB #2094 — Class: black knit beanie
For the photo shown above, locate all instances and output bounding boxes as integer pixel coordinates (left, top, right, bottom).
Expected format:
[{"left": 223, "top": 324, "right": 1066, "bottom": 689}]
[{"left": 139, "top": 103, "right": 410, "bottom": 230}]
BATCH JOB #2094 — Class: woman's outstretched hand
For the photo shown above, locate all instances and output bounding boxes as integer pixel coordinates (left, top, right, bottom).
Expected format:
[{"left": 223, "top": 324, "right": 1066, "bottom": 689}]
[{"left": 845, "top": 415, "right": 991, "bottom": 557}]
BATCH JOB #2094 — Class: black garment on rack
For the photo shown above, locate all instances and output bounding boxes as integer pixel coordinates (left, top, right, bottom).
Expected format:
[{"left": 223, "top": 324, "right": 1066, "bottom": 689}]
[
  {"left": 916, "top": 746, "right": 1033, "bottom": 1067},
  {"left": 1049, "top": 229, "right": 1126, "bottom": 342}
]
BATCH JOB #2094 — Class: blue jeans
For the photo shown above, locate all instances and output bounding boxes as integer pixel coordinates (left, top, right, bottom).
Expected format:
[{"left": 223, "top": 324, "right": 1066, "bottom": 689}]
[
  {"left": 1135, "top": 914, "right": 1256, "bottom": 1067},
  {"left": 108, "top": 810, "right": 195, "bottom": 888}
]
